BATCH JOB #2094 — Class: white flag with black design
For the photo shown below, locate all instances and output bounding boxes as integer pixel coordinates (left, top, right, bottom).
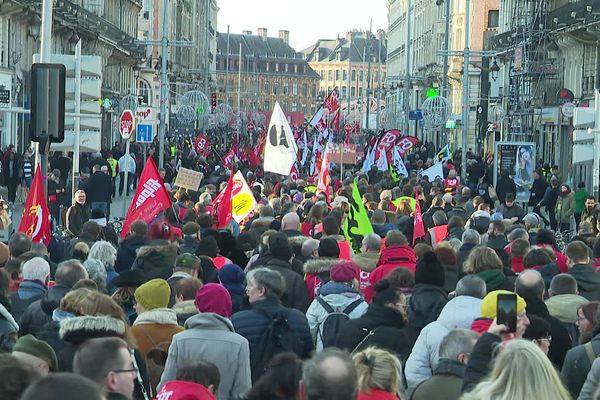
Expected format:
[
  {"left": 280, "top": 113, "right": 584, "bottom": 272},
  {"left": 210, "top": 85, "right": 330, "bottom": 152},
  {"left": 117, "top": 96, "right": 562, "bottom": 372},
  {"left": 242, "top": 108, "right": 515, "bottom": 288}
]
[{"left": 264, "top": 101, "right": 298, "bottom": 176}]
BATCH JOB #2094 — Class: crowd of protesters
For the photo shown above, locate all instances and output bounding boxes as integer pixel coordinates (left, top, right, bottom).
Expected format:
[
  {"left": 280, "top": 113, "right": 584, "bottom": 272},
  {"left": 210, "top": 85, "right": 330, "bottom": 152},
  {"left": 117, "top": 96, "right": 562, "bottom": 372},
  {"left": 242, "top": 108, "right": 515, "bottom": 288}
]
[{"left": 0, "top": 135, "right": 599, "bottom": 400}]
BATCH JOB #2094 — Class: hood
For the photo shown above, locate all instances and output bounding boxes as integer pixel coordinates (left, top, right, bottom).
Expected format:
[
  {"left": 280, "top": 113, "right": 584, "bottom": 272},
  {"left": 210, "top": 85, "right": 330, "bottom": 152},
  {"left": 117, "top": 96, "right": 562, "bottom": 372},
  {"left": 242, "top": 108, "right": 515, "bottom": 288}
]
[
  {"left": 172, "top": 300, "right": 199, "bottom": 316},
  {"left": 319, "top": 281, "right": 360, "bottom": 297},
  {"left": 0, "top": 303, "right": 18, "bottom": 332},
  {"left": 437, "top": 296, "right": 482, "bottom": 330},
  {"left": 288, "top": 235, "right": 310, "bottom": 249},
  {"left": 324, "top": 234, "right": 346, "bottom": 243},
  {"left": 41, "top": 284, "right": 71, "bottom": 316},
  {"left": 378, "top": 244, "right": 417, "bottom": 266},
  {"left": 471, "top": 317, "right": 493, "bottom": 334},
  {"left": 133, "top": 308, "right": 179, "bottom": 326},
  {"left": 352, "top": 252, "right": 380, "bottom": 273},
  {"left": 476, "top": 269, "right": 506, "bottom": 292},
  {"left": 545, "top": 294, "right": 589, "bottom": 323},
  {"left": 59, "top": 315, "right": 126, "bottom": 344},
  {"left": 184, "top": 312, "right": 234, "bottom": 332},
  {"left": 136, "top": 242, "right": 179, "bottom": 259},
  {"left": 303, "top": 258, "right": 340, "bottom": 274}
]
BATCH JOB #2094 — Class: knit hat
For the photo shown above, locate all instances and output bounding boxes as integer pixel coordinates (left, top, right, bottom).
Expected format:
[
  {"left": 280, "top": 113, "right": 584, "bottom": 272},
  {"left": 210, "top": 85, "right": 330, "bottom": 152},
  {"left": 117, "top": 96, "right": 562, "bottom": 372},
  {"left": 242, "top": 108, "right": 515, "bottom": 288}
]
[
  {"left": 415, "top": 251, "right": 445, "bottom": 287},
  {"left": 522, "top": 213, "right": 541, "bottom": 226},
  {"left": 52, "top": 169, "right": 61, "bottom": 178},
  {"left": 330, "top": 261, "right": 359, "bottom": 283},
  {"left": 111, "top": 269, "right": 146, "bottom": 288},
  {"left": 480, "top": 290, "right": 527, "bottom": 319},
  {"left": 13, "top": 334, "right": 58, "bottom": 371},
  {"left": 269, "top": 233, "right": 293, "bottom": 261},
  {"left": 155, "top": 381, "right": 216, "bottom": 400},
  {"left": 318, "top": 237, "right": 340, "bottom": 258},
  {"left": 491, "top": 212, "right": 504, "bottom": 221},
  {"left": 218, "top": 264, "right": 246, "bottom": 295},
  {"left": 175, "top": 253, "right": 200, "bottom": 269},
  {"left": 194, "top": 283, "right": 232, "bottom": 318},
  {"left": 331, "top": 196, "right": 349, "bottom": 209},
  {"left": 182, "top": 222, "right": 200, "bottom": 236},
  {"left": 134, "top": 279, "right": 171, "bottom": 310}
]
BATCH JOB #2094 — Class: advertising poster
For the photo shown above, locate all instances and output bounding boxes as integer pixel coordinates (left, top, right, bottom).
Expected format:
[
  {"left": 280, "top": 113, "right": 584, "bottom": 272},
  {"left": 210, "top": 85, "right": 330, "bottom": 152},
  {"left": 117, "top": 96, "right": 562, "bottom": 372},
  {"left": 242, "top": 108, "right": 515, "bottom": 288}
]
[{"left": 494, "top": 142, "right": 536, "bottom": 202}]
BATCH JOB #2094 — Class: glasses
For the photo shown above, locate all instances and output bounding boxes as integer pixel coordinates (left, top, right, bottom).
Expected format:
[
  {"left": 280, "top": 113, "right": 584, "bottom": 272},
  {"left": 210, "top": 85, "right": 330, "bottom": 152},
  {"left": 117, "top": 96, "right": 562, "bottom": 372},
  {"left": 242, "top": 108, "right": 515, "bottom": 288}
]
[{"left": 111, "top": 367, "right": 138, "bottom": 374}]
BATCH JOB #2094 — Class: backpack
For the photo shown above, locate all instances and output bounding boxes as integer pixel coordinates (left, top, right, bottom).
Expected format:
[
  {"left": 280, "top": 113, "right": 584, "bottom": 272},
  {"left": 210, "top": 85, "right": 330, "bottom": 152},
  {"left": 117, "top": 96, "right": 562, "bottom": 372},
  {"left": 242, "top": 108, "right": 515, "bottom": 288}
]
[
  {"left": 139, "top": 326, "right": 178, "bottom": 397},
  {"left": 315, "top": 297, "right": 364, "bottom": 348},
  {"left": 250, "top": 308, "right": 301, "bottom": 383}
]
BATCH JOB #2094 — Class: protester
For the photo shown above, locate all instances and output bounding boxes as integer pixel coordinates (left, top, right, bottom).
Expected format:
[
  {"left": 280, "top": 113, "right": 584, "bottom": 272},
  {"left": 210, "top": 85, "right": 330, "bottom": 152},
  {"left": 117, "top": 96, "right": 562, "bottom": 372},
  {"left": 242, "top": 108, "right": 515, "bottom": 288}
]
[{"left": 352, "top": 347, "right": 404, "bottom": 400}]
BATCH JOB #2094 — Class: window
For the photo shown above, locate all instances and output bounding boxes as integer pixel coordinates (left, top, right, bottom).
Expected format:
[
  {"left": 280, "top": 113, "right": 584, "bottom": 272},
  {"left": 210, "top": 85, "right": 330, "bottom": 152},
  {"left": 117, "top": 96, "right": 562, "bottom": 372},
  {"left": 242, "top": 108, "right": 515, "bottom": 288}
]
[
  {"left": 136, "top": 79, "right": 151, "bottom": 105},
  {"left": 351, "top": 87, "right": 356, "bottom": 97},
  {"left": 488, "top": 10, "right": 499, "bottom": 28},
  {"left": 303, "top": 83, "right": 308, "bottom": 96},
  {"left": 328, "top": 70, "right": 333, "bottom": 80},
  {"left": 351, "top": 69, "right": 356, "bottom": 81},
  {"left": 343, "top": 70, "right": 347, "bottom": 81},
  {"left": 359, "top": 71, "right": 364, "bottom": 81},
  {"left": 293, "top": 82, "right": 298, "bottom": 95},
  {"left": 335, "top": 70, "right": 340, "bottom": 80},
  {"left": 341, "top": 86, "right": 347, "bottom": 98},
  {"left": 264, "top": 81, "right": 270, "bottom": 95}
]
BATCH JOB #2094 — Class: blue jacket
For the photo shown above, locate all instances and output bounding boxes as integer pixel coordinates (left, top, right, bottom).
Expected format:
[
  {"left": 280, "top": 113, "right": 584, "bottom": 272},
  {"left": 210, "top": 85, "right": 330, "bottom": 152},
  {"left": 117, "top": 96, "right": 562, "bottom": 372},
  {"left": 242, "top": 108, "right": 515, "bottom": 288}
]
[
  {"left": 17, "top": 280, "right": 47, "bottom": 299},
  {"left": 231, "top": 298, "right": 313, "bottom": 360},
  {"left": 115, "top": 235, "right": 148, "bottom": 272}
]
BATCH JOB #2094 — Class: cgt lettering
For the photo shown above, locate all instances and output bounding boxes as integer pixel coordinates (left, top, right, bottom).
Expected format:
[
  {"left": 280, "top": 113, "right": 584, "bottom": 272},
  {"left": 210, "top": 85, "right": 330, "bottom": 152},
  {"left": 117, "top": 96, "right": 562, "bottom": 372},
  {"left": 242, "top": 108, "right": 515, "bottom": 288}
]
[{"left": 136, "top": 179, "right": 162, "bottom": 208}]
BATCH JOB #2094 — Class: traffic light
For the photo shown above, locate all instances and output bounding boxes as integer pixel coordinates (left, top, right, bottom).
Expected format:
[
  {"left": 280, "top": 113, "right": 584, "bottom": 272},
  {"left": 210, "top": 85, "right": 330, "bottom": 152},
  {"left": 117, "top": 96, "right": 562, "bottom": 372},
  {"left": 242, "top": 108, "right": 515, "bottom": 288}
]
[{"left": 30, "top": 63, "right": 66, "bottom": 143}]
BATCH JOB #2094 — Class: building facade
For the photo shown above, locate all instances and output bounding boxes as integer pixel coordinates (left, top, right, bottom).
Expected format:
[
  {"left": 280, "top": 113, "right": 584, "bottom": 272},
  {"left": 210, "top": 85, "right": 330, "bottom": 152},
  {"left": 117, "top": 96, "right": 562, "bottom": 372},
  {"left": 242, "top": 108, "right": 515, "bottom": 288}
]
[
  {"left": 302, "top": 30, "right": 387, "bottom": 132},
  {"left": 0, "top": 0, "right": 144, "bottom": 151},
  {"left": 214, "top": 29, "right": 320, "bottom": 118}
]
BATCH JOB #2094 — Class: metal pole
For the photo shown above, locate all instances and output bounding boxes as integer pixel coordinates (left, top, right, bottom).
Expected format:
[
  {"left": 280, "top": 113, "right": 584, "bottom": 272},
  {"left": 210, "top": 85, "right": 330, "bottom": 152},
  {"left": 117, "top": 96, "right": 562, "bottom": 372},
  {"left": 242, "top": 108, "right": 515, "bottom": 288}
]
[
  {"left": 404, "top": 0, "right": 412, "bottom": 136},
  {"left": 72, "top": 39, "right": 82, "bottom": 200},
  {"left": 361, "top": 43, "right": 367, "bottom": 131},
  {"left": 38, "top": 0, "right": 54, "bottom": 195},
  {"left": 366, "top": 20, "right": 372, "bottom": 133},
  {"left": 593, "top": 47, "right": 600, "bottom": 198},
  {"left": 461, "top": 0, "right": 471, "bottom": 179},
  {"left": 376, "top": 32, "right": 382, "bottom": 132},
  {"left": 225, "top": 25, "right": 230, "bottom": 104},
  {"left": 121, "top": 139, "right": 130, "bottom": 217},
  {"left": 203, "top": 0, "right": 211, "bottom": 94},
  {"left": 237, "top": 42, "right": 242, "bottom": 112},
  {"left": 346, "top": 39, "right": 351, "bottom": 127},
  {"left": 441, "top": 0, "right": 451, "bottom": 98},
  {"left": 158, "top": 0, "right": 170, "bottom": 170}
]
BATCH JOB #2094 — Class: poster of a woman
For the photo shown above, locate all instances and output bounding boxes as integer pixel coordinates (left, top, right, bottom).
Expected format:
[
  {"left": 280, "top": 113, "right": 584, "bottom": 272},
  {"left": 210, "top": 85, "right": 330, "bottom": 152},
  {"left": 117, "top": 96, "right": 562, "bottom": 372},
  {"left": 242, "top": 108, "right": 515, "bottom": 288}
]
[{"left": 514, "top": 144, "right": 535, "bottom": 199}]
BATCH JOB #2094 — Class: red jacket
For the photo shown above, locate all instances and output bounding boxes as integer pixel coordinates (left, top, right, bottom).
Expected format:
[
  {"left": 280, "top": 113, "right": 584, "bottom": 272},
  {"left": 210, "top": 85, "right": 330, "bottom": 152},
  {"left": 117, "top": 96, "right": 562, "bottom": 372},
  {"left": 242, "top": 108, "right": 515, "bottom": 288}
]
[
  {"left": 512, "top": 256, "right": 525, "bottom": 273},
  {"left": 365, "top": 244, "right": 416, "bottom": 302},
  {"left": 358, "top": 389, "right": 400, "bottom": 400},
  {"left": 536, "top": 244, "right": 568, "bottom": 273}
]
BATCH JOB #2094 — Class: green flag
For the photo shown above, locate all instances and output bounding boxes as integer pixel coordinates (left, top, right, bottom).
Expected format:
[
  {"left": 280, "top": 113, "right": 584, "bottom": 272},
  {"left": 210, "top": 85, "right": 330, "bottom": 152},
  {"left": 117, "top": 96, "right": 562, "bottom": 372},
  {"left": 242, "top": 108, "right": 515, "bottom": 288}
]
[{"left": 343, "top": 180, "right": 374, "bottom": 252}]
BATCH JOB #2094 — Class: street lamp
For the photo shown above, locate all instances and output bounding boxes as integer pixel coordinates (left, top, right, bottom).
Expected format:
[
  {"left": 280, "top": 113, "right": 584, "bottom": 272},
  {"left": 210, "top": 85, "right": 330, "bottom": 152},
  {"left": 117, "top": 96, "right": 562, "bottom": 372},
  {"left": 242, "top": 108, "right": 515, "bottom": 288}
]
[{"left": 490, "top": 59, "right": 500, "bottom": 81}]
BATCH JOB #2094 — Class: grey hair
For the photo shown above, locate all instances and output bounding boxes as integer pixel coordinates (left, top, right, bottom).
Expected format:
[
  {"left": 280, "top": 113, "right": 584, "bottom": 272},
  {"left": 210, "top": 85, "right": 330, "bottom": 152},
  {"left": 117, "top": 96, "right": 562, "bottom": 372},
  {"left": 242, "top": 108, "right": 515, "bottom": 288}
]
[
  {"left": 246, "top": 268, "right": 286, "bottom": 300},
  {"left": 549, "top": 273, "right": 578, "bottom": 296},
  {"left": 22, "top": 257, "right": 50, "bottom": 282},
  {"left": 439, "top": 329, "right": 480, "bottom": 360},
  {"left": 446, "top": 238, "right": 462, "bottom": 253},
  {"left": 508, "top": 228, "right": 529, "bottom": 242},
  {"left": 88, "top": 241, "right": 117, "bottom": 268},
  {"left": 199, "top": 192, "right": 212, "bottom": 205},
  {"left": 302, "top": 348, "right": 358, "bottom": 400},
  {"left": 462, "top": 229, "right": 481, "bottom": 245},
  {"left": 432, "top": 210, "right": 448, "bottom": 226},
  {"left": 455, "top": 275, "right": 487, "bottom": 299},
  {"left": 83, "top": 259, "right": 107, "bottom": 290},
  {"left": 362, "top": 233, "right": 382, "bottom": 252},
  {"left": 301, "top": 239, "right": 320, "bottom": 258}
]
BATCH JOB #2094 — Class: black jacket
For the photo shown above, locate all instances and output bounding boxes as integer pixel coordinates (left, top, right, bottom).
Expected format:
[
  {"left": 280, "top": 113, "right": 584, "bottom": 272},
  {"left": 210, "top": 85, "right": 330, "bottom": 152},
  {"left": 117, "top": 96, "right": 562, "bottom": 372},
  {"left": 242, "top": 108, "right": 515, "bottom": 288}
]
[
  {"left": 496, "top": 176, "right": 517, "bottom": 204},
  {"left": 131, "top": 242, "right": 179, "bottom": 281},
  {"left": 568, "top": 263, "right": 600, "bottom": 301},
  {"left": 408, "top": 284, "right": 448, "bottom": 333},
  {"left": 561, "top": 332, "right": 600, "bottom": 397},
  {"left": 179, "top": 236, "right": 200, "bottom": 256},
  {"left": 529, "top": 177, "right": 548, "bottom": 207},
  {"left": 457, "top": 243, "right": 477, "bottom": 276},
  {"left": 115, "top": 235, "right": 149, "bottom": 272},
  {"left": 19, "top": 284, "right": 71, "bottom": 336},
  {"left": 86, "top": 171, "right": 113, "bottom": 203},
  {"left": 263, "top": 258, "right": 310, "bottom": 313},
  {"left": 521, "top": 294, "right": 571, "bottom": 369},
  {"left": 335, "top": 304, "right": 414, "bottom": 361},
  {"left": 66, "top": 203, "right": 91, "bottom": 237},
  {"left": 423, "top": 206, "right": 446, "bottom": 230},
  {"left": 462, "top": 333, "right": 501, "bottom": 393}
]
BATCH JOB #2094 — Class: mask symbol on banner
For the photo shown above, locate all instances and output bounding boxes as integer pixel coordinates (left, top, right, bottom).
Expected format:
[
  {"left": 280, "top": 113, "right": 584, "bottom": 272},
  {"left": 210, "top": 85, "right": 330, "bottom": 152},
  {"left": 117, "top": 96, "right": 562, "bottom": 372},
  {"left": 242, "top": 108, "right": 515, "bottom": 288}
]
[{"left": 268, "top": 125, "right": 289, "bottom": 148}]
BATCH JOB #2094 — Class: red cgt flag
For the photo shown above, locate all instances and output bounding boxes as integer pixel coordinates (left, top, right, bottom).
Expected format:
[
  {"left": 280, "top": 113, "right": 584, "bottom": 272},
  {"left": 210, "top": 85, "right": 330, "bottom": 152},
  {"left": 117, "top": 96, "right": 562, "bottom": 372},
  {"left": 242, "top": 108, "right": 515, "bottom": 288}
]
[
  {"left": 413, "top": 189, "right": 426, "bottom": 245},
  {"left": 317, "top": 144, "right": 331, "bottom": 202},
  {"left": 18, "top": 165, "right": 51, "bottom": 246},
  {"left": 213, "top": 172, "right": 234, "bottom": 229},
  {"left": 121, "top": 157, "right": 172, "bottom": 238}
]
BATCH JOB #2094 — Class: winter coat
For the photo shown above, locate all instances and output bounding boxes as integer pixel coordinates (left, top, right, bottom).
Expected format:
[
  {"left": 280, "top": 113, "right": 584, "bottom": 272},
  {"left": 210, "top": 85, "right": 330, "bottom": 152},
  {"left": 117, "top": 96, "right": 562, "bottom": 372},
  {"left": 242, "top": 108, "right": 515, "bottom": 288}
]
[
  {"left": 581, "top": 207, "right": 600, "bottom": 235},
  {"left": 373, "top": 223, "right": 397, "bottom": 238},
  {"left": 465, "top": 211, "right": 491, "bottom": 235},
  {"left": 305, "top": 281, "right": 368, "bottom": 352},
  {"left": 447, "top": 205, "right": 470, "bottom": 224},
  {"left": 335, "top": 304, "right": 414, "bottom": 360},
  {"left": 264, "top": 258, "right": 310, "bottom": 312},
  {"left": 303, "top": 258, "right": 339, "bottom": 301},
  {"left": 475, "top": 268, "right": 517, "bottom": 294},
  {"left": 529, "top": 177, "right": 549, "bottom": 207},
  {"left": 579, "top": 357, "right": 600, "bottom": 400},
  {"left": 115, "top": 235, "right": 149, "bottom": 272},
  {"left": 457, "top": 243, "right": 477, "bottom": 276},
  {"left": 0, "top": 303, "right": 18, "bottom": 352},
  {"left": 407, "top": 284, "right": 448, "bottom": 333},
  {"left": 166, "top": 271, "right": 194, "bottom": 307},
  {"left": 527, "top": 262, "right": 559, "bottom": 290},
  {"left": 521, "top": 294, "right": 571, "bottom": 369},
  {"left": 423, "top": 206, "right": 446, "bottom": 230},
  {"left": 462, "top": 332, "right": 502, "bottom": 393},
  {"left": 179, "top": 236, "right": 200, "bottom": 256},
  {"left": 497, "top": 203, "right": 524, "bottom": 222},
  {"left": 561, "top": 332, "right": 600, "bottom": 397},
  {"left": 19, "top": 284, "right": 70, "bottom": 336},
  {"left": 366, "top": 244, "right": 417, "bottom": 302},
  {"left": 410, "top": 358, "right": 466, "bottom": 400},
  {"left": 545, "top": 294, "right": 589, "bottom": 324},
  {"left": 130, "top": 308, "right": 184, "bottom": 359},
  {"left": 405, "top": 296, "right": 481, "bottom": 390},
  {"left": 446, "top": 226, "right": 465, "bottom": 242},
  {"left": 556, "top": 192, "right": 575, "bottom": 224},
  {"left": 171, "top": 300, "right": 198, "bottom": 326},
  {"left": 568, "top": 263, "right": 600, "bottom": 301},
  {"left": 131, "top": 243, "right": 179, "bottom": 281},
  {"left": 352, "top": 251, "right": 380, "bottom": 297},
  {"left": 496, "top": 176, "right": 516, "bottom": 204},
  {"left": 357, "top": 389, "right": 399, "bottom": 400},
  {"left": 65, "top": 202, "right": 91, "bottom": 237},
  {"left": 86, "top": 171, "right": 113, "bottom": 203},
  {"left": 159, "top": 312, "right": 252, "bottom": 400}
]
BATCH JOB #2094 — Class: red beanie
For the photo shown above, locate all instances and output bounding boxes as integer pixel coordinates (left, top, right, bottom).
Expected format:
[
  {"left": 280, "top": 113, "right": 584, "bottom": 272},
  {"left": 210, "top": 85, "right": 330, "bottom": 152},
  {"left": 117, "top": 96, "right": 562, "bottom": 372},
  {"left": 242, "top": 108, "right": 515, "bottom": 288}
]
[
  {"left": 195, "top": 283, "right": 233, "bottom": 318},
  {"left": 156, "top": 380, "right": 216, "bottom": 400}
]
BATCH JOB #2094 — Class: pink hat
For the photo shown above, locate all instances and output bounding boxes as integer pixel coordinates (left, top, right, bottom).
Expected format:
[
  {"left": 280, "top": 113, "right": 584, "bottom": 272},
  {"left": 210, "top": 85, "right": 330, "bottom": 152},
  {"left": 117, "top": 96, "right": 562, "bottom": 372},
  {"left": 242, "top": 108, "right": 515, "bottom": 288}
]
[
  {"left": 195, "top": 283, "right": 233, "bottom": 318},
  {"left": 155, "top": 380, "right": 215, "bottom": 400},
  {"left": 330, "top": 261, "right": 359, "bottom": 283}
]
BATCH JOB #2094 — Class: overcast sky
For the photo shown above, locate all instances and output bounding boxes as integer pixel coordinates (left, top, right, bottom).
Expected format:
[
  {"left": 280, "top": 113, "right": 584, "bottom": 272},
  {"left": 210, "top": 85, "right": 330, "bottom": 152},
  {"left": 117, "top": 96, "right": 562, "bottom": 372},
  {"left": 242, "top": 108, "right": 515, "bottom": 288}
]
[{"left": 217, "top": 0, "right": 388, "bottom": 51}]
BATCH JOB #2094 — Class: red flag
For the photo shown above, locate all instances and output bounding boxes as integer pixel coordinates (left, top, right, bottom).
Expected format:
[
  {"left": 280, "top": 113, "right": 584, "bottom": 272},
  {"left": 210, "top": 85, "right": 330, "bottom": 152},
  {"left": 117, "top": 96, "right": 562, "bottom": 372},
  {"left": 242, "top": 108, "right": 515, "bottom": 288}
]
[
  {"left": 396, "top": 136, "right": 420, "bottom": 158},
  {"left": 213, "top": 173, "right": 234, "bottom": 229},
  {"left": 317, "top": 144, "right": 331, "bottom": 202},
  {"left": 413, "top": 189, "right": 426, "bottom": 245},
  {"left": 256, "top": 129, "right": 267, "bottom": 158},
  {"left": 193, "top": 133, "right": 210, "bottom": 157},
  {"left": 18, "top": 166, "right": 51, "bottom": 246},
  {"left": 121, "top": 157, "right": 172, "bottom": 238},
  {"left": 223, "top": 145, "right": 238, "bottom": 168},
  {"left": 290, "top": 164, "right": 300, "bottom": 181}
]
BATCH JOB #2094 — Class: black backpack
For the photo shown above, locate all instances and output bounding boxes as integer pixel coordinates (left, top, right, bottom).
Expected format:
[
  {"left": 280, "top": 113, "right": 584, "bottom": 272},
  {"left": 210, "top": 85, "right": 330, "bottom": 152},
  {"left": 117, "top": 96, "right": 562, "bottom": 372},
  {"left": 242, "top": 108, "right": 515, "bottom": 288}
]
[
  {"left": 250, "top": 308, "right": 301, "bottom": 383},
  {"left": 315, "top": 297, "right": 364, "bottom": 348}
]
